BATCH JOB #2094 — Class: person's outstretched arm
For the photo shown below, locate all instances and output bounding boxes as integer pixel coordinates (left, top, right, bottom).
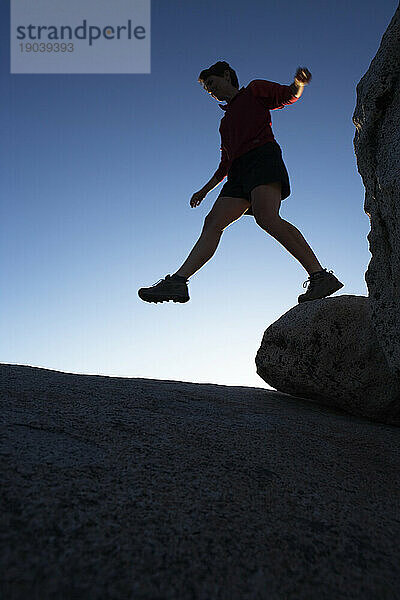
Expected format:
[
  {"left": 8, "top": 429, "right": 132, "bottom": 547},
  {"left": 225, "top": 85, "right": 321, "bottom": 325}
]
[{"left": 250, "top": 66, "right": 312, "bottom": 109}]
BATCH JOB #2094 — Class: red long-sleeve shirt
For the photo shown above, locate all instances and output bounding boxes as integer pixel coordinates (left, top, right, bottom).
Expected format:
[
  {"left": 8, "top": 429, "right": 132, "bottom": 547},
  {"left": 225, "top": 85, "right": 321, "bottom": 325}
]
[{"left": 212, "top": 80, "right": 300, "bottom": 182}]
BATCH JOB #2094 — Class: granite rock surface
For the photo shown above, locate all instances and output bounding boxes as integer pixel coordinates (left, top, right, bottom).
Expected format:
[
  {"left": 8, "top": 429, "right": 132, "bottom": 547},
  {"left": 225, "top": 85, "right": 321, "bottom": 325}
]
[
  {"left": 255, "top": 295, "right": 400, "bottom": 426},
  {"left": 1, "top": 364, "right": 399, "bottom": 599},
  {"left": 353, "top": 5, "right": 400, "bottom": 374}
]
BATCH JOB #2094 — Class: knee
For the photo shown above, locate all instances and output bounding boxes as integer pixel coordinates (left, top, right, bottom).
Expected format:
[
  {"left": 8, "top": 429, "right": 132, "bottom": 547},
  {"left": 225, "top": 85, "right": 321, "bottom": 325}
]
[
  {"left": 254, "top": 213, "right": 283, "bottom": 233},
  {"left": 203, "top": 214, "right": 225, "bottom": 233}
]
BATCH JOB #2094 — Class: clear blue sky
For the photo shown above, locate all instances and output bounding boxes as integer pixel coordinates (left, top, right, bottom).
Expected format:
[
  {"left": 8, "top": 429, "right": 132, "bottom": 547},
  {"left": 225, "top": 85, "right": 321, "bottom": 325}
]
[{"left": 1, "top": 0, "right": 397, "bottom": 388}]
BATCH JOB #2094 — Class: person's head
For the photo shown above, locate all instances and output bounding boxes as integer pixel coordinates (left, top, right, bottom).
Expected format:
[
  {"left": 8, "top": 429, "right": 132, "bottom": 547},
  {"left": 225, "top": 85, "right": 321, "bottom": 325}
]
[{"left": 198, "top": 61, "right": 239, "bottom": 100}]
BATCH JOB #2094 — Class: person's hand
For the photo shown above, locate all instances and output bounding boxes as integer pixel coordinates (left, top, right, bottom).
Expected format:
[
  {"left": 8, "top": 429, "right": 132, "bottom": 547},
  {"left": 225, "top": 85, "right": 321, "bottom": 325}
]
[
  {"left": 294, "top": 67, "right": 312, "bottom": 87},
  {"left": 190, "top": 189, "right": 207, "bottom": 208}
]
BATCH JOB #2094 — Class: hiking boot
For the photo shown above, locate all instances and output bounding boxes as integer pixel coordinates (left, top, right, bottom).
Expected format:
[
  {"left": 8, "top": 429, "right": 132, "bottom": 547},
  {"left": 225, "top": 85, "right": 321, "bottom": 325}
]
[
  {"left": 298, "top": 268, "right": 344, "bottom": 303},
  {"left": 138, "top": 274, "right": 190, "bottom": 303}
]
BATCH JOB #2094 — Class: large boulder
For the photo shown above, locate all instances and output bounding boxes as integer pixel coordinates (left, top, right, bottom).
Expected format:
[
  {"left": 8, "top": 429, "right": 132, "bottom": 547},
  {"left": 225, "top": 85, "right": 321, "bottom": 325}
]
[
  {"left": 353, "top": 6, "right": 400, "bottom": 374},
  {"left": 255, "top": 295, "right": 400, "bottom": 425}
]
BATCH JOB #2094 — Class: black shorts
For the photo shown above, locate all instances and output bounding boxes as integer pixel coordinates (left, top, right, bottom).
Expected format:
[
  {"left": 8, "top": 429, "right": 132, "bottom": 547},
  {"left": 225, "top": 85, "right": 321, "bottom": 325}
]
[{"left": 217, "top": 140, "right": 291, "bottom": 216}]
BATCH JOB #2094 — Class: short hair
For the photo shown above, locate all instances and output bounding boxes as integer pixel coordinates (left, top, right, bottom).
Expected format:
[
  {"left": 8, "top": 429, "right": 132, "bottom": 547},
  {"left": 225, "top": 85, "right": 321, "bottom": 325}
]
[{"left": 198, "top": 61, "right": 239, "bottom": 89}]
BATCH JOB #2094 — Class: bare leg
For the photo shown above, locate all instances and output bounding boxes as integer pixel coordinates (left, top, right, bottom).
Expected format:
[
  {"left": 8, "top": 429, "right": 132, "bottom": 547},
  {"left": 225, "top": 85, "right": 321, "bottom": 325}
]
[
  {"left": 251, "top": 183, "right": 323, "bottom": 275},
  {"left": 266, "top": 217, "right": 323, "bottom": 275},
  {"left": 174, "top": 226, "right": 223, "bottom": 279},
  {"left": 174, "top": 195, "right": 251, "bottom": 279}
]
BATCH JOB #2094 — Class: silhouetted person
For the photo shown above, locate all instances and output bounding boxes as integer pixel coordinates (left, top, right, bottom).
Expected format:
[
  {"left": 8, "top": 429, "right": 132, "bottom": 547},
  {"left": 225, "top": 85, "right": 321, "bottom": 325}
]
[{"left": 138, "top": 61, "right": 343, "bottom": 304}]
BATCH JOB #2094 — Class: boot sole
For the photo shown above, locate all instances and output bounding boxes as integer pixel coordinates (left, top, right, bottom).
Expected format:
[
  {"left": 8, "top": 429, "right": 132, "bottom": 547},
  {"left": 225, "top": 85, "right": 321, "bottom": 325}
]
[
  {"left": 298, "top": 280, "right": 344, "bottom": 303},
  {"left": 138, "top": 292, "right": 189, "bottom": 303}
]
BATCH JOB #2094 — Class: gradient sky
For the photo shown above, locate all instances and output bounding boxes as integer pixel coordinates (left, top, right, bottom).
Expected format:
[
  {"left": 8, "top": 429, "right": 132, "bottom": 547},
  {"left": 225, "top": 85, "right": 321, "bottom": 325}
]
[{"left": 1, "top": 0, "right": 398, "bottom": 389}]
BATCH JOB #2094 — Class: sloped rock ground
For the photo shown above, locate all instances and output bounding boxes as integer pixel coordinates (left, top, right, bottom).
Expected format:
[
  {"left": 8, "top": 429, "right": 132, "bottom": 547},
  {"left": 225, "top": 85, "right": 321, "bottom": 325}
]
[{"left": 1, "top": 364, "right": 399, "bottom": 599}]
